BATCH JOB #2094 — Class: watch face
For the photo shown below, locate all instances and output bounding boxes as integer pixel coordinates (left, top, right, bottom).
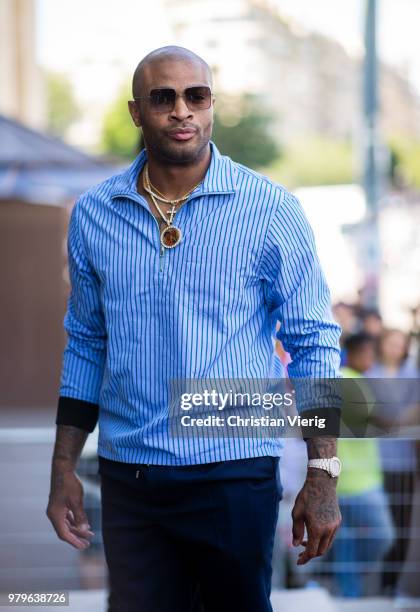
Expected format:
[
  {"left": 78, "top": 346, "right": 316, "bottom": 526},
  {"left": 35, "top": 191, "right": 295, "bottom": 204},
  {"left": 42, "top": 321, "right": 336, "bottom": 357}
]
[{"left": 331, "top": 458, "right": 341, "bottom": 477}]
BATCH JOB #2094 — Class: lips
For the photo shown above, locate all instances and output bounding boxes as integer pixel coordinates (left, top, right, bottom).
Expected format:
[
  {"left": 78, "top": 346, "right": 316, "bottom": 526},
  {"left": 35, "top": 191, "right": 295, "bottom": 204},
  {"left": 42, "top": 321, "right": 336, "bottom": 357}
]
[{"left": 168, "top": 128, "right": 197, "bottom": 141}]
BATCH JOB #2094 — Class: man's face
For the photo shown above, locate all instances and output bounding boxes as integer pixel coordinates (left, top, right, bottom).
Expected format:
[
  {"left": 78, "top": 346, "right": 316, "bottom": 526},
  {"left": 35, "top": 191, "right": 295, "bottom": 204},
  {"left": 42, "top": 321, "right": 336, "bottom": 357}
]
[{"left": 129, "top": 58, "right": 214, "bottom": 164}]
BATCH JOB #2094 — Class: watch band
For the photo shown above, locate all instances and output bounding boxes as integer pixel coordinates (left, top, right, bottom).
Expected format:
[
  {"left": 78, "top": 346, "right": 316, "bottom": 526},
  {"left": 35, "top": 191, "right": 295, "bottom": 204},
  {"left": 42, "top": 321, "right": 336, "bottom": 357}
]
[
  {"left": 307, "top": 456, "right": 341, "bottom": 477},
  {"left": 308, "top": 458, "right": 330, "bottom": 470}
]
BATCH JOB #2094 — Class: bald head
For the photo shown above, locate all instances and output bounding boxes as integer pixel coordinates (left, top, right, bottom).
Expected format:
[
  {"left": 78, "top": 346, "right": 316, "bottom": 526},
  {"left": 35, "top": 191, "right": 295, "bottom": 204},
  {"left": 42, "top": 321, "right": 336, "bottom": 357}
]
[
  {"left": 128, "top": 45, "right": 214, "bottom": 165},
  {"left": 132, "top": 46, "right": 212, "bottom": 98}
]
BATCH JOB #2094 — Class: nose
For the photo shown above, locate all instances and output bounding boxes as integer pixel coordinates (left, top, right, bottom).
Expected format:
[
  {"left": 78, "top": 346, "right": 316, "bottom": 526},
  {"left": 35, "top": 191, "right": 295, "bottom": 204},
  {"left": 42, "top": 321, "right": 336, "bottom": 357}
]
[{"left": 170, "top": 94, "right": 193, "bottom": 120}]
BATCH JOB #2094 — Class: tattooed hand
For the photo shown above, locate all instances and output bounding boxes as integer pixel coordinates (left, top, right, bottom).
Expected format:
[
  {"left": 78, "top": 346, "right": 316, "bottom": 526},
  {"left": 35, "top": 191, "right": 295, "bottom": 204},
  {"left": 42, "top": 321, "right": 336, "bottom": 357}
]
[
  {"left": 46, "top": 425, "right": 95, "bottom": 550},
  {"left": 47, "top": 469, "right": 94, "bottom": 550},
  {"left": 291, "top": 436, "right": 342, "bottom": 565}
]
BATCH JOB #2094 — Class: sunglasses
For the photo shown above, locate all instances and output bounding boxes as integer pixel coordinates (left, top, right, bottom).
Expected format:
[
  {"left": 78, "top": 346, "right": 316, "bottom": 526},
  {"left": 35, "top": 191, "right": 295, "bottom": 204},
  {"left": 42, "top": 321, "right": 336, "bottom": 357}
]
[{"left": 134, "top": 86, "right": 213, "bottom": 113}]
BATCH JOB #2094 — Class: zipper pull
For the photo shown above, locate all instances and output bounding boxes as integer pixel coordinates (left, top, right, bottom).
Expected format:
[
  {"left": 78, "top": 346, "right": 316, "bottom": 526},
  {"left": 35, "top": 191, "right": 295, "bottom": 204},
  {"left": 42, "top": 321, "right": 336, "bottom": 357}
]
[{"left": 159, "top": 244, "right": 165, "bottom": 273}]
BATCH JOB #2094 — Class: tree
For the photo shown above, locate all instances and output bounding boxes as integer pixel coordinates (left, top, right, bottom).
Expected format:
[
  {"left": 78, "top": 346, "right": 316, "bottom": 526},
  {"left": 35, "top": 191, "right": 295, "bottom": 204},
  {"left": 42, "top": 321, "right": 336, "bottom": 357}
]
[
  {"left": 264, "top": 137, "right": 355, "bottom": 188},
  {"left": 389, "top": 138, "right": 420, "bottom": 189},
  {"left": 212, "top": 94, "right": 280, "bottom": 169},
  {"left": 101, "top": 84, "right": 142, "bottom": 159},
  {"left": 45, "top": 71, "right": 80, "bottom": 138}
]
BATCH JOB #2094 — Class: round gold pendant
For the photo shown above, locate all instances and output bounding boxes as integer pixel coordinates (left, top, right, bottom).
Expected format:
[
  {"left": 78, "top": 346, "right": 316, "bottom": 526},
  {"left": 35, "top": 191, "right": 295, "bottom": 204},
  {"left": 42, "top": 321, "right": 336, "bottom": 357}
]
[{"left": 161, "top": 225, "right": 182, "bottom": 248}]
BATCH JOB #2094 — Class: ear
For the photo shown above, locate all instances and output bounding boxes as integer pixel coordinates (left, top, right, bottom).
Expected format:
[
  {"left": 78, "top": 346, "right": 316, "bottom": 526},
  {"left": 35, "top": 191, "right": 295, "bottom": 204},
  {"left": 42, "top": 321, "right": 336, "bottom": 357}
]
[{"left": 128, "top": 100, "right": 142, "bottom": 128}]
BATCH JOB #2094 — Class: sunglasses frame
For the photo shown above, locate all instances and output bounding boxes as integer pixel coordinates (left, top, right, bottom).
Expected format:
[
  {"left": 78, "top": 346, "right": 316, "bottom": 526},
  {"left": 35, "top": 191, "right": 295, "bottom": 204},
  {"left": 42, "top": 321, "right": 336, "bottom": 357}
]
[{"left": 133, "top": 86, "right": 214, "bottom": 113}]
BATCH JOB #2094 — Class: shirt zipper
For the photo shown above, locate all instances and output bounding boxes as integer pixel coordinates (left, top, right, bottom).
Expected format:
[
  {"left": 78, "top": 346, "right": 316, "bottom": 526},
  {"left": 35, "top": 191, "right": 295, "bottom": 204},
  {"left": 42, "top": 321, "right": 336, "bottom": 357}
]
[
  {"left": 150, "top": 214, "right": 165, "bottom": 274},
  {"left": 156, "top": 195, "right": 196, "bottom": 275},
  {"left": 137, "top": 190, "right": 201, "bottom": 275},
  {"left": 159, "top": 244, "right": 165, "bottom": 273}
]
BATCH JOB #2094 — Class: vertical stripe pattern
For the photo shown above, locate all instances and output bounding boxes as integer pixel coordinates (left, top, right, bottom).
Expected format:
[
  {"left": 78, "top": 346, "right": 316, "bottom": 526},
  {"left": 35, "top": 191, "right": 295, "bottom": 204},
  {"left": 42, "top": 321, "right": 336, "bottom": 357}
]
[{"left": 59, "top": 142, "right": 342, "bottom": 465}]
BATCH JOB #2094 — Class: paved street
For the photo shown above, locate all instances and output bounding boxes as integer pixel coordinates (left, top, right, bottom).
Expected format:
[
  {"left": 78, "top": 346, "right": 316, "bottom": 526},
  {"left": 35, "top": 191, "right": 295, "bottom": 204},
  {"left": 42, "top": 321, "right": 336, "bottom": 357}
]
[
  {"left": 0, "top": 408, "right": 405, "bottom": 612},
  {"left": 0, "top": 589, "right": 399, "bottom": 612},
  {"left": 0, "top": 407, "right": 104, "bottom": 593}
]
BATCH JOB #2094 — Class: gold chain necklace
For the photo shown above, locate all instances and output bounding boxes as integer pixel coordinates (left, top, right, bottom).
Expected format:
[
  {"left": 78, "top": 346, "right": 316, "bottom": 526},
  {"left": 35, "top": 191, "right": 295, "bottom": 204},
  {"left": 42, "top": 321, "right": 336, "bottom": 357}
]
[
  {"left": 144, "top": 164, "right": 202, "bottom": 204},
  {"left": 142, "top": 163, "right": 203, "bottom": 249},
  {"left": 143, "top": 168, "right": 182, "bottom": 248}
]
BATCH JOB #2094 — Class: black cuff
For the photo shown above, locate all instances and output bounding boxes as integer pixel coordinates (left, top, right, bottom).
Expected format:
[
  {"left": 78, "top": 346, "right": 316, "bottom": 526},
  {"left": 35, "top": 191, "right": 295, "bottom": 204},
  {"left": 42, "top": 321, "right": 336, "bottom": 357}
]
[
  {"left": 56, "top": 396, "right": 99, "bottom": 433},
  {"left": 299, "top": 407, "right": 341, "bottom": 440}
]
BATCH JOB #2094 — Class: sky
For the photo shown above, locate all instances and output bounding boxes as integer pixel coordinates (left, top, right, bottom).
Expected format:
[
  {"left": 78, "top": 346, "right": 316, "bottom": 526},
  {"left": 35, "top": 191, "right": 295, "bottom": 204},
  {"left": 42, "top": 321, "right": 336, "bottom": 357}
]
[{"left": 36, "top": 1, "right": 171, "bottom": 74}]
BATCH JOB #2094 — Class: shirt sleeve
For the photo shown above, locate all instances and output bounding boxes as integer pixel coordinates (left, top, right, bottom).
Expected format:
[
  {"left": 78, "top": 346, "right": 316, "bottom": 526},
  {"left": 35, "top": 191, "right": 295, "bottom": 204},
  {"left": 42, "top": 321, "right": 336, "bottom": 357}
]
[
  {"left": 260, "top": 189, "right": 342, "bottom": 422},
  {"left": 55, "top": 199, "right": 107, "bottom": 432}
]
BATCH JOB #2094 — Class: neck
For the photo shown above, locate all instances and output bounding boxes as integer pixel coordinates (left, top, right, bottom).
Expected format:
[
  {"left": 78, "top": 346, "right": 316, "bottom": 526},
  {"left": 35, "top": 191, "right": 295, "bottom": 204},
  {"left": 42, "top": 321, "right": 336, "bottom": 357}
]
[{"left": 144, "top": 144, "right": 211, "bottom": 200}]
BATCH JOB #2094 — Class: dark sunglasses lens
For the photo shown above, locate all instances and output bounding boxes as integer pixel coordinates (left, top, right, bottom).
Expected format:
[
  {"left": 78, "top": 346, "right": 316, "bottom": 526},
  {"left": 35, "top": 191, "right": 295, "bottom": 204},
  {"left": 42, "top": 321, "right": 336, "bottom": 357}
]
[
  {"left": 149, "top": 89, "right": 176, "bottom": 110},
  {"left": 185, "top": 87, "right": 212, "bottom": 109}
]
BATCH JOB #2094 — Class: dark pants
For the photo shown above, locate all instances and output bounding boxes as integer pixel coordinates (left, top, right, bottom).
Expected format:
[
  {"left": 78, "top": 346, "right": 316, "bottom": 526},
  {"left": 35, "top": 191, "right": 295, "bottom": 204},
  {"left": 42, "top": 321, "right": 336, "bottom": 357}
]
[
  {"left": 381, "top": 470, "right": 415, "bottom": 594},
  {"left": 98, "top": 455, "right": 282, "bottom": 612}
]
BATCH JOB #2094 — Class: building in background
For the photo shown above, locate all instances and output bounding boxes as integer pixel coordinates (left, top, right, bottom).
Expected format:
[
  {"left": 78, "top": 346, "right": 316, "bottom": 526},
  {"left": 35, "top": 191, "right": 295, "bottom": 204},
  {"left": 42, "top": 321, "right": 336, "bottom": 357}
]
[
  {"left": 162, "top": 0, "right": 420, "bottom": 327},
  {"left": 0, "top": 0, "right": 46, "bottom": 129},
  {"left": 0, "top": 115, "right": 119, "bottom": 407},
  {"left": 163, "top": 0, "right": 420, "bottom": 145}
]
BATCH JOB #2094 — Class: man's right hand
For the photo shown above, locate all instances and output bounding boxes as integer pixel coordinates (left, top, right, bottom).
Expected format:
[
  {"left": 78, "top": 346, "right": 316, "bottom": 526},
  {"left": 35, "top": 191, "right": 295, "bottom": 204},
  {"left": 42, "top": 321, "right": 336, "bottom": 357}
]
[{"left": 46, "top": 469, "right": 95, "bottom": 550}]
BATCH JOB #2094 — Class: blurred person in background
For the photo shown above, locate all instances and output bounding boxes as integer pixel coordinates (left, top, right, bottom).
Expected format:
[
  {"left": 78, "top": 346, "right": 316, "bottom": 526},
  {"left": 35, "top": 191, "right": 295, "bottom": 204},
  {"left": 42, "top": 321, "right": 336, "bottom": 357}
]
[
  {"left": 332, "top": 302, "right": 357, "bottom": 337},
  {"left": 394, "top": 427, "right": 420, "bottom": 606},
  {"left": 272, "top": 436, "right": 308, "bottom": 590},
  {"left": 367, "top": 328, "right": 419, "bottom": 597},
  {"left": 270, "top": 338, "right": 308, "bottom": 590},
  {"left": 332, "top": 302, "right": 357, "bottom": 343},
  {"left": 360, "top": 308, "right": 383, "bottom": 339},
  {"left": 331, "top": 333, "right": 394, "bottom": 598}
]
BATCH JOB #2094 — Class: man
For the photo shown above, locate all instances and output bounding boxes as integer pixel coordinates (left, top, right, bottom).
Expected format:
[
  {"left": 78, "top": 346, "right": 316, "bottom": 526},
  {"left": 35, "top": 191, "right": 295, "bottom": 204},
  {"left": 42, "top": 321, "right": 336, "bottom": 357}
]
[
  {"left": 47, "top": 46, "right": 342, "bottom": 612},
  {"left": 332, "top": 333, "right": 394, "bottom": 597}
]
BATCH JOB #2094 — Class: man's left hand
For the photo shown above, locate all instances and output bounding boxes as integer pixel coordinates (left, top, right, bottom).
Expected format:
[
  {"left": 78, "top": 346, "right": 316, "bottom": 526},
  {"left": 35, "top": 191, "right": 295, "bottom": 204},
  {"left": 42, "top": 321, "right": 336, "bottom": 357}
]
[{"left": 291, "top": 468, "right": 342, "bottom": 565}]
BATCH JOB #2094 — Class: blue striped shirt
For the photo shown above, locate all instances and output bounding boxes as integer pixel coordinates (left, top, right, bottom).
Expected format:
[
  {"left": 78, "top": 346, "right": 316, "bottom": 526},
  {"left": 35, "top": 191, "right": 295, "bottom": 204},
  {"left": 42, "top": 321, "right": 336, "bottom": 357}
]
[{"left": 58, "top": 141, "right": 341, "bottom": 465}]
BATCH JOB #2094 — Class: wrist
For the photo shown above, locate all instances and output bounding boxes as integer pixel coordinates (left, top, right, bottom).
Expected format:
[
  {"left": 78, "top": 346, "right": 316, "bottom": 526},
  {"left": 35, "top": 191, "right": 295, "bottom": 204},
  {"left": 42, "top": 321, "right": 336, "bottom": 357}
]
[
  {"left": 306, "top": 466, "right": 338, "bottom": 483},
  {"left": 52, "top": 457, "right": 77, "bottom": 473},
  {"left": 306, "top": 436, "right": 337, "bottom": 460},
  {"left": 305, "top": 470, "right": 338, "bottom": 494},
  {"left": 307, "top": 455, "right": 342, "bottom": 478}
]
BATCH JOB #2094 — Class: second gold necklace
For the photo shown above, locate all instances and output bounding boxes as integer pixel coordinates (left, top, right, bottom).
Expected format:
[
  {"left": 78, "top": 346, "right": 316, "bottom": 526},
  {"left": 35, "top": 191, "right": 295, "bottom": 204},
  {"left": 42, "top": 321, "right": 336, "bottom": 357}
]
[
  {"left": 143, "top": 163, "right": 202, "bottom": 249},
  {"left": 143, "top": 167, "right": 183, "bottom": 248}
]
